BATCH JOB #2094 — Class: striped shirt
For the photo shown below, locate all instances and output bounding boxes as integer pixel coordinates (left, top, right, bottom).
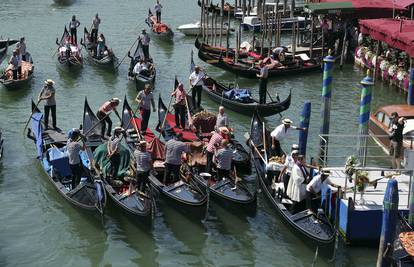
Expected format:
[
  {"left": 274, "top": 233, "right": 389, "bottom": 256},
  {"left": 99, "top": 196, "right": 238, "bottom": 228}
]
[
  {"left": 99, "top": 101, "right": 116, "bottom": 114},
  {"left": 139, "top": 33, "right": 150, "bottom": 46},
  {"left": 109, "top": 136, "right": 121, "bottom": 153},
  {"left": 134, "top": 149, "right": 152, "bottom": 172},
  {"left": 260, "top": 65, "right": 268, "bottom": 79},
  {"left": 9, "top": 55, "right": 18, "bottom": 69},
  {"left": 216, "top": 113, "right": 229, "bottom": 128},
  {"left": 16, "top": 42, "right": 26, "bottom": 55},
  {"left": 215, "top": 147, "right": 233, "bottom": 170},
  {"left": 137, "top": 91, "right": 154, "bottom": 110},
  {"left": 173, "top": 88, "right": 186, "bottom": 104},
  {"left": 165, "top": 139, "right": 189, "bottom": 165},
  {"left": 206, "top": 132, "right": 223, "bottom": 153}
]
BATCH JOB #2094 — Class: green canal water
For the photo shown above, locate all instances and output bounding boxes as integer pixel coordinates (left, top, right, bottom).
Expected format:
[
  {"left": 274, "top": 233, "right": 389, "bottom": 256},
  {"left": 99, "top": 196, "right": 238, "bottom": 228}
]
[{"left": 0, "top": 0, "right": 407, "bottom": 266}]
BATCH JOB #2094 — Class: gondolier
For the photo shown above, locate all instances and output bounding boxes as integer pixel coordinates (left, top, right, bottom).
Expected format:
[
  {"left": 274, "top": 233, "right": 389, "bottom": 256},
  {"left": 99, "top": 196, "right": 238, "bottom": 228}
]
[
  {"left": 216, "top": 106, "right": 229, "bottom": 129},
  {"left": 8, "top": 50, "right": 19, "bottom": 80},
  {"left": 171, "top": 83, "right": 186, "bottom": 129},
  {"left": 69, "top": 15, "right": 81, "bottom": 45},
  {"left": 189, "top": 66, "right": 205, "bottom": 110},
  {"left": 154, "top": 0, "right": 163, "bottom": 23},
  {"left": 135, "top": 84, "right": 156, "bottom": 134},
  {"left": 270, "top": 119, "right": 306, "bottom": 157},
  {"left": 214, "top": 139, "right": 233, "bottom": 181},
  {"left": 107, "top": 126, "right": 124, "bottom": 178},
  {"left": 133, "top": 141, "right": 153, "bottom": 193},
  {"left": 16, "top": 37, "right": 27, "bottom": 61},
  {"left": 256, "top": 61, "right": 268, "bottom": 104},
  {"left": 91, "top": 13, "right": 101, "bottom": 43},
  {"left": 164, "top": 132, "right": 190, "bottom": 184},
  {"left": 66, "top": 129, "right": 86, "bottom": 190},
  {"left": 139, "top": 30, "right": 151, "bottom": 61},
  {"left": 206, "top": 127, "right": 229, "bottom": 174},
  {"left": 389, "top": 112, "right": 405, "bottom": 169},
  {"left": 306, "top": 170, "right": 339, "bottom": 211},
  {"left": 97, "top": 98, "right": 121, "bottom": 139},
  {"left": 289, "top": 155, "right": 309, "bottom": 205},
  {"left": 38, "top": 79, "right": 57, "bottom": 129}
]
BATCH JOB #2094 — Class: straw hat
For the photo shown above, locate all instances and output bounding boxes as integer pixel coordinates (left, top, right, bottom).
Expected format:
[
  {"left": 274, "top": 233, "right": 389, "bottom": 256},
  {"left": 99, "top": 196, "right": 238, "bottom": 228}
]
[
  {"left": 282, "top": 118, "right": 293, "bottom": 125},
  {"left": 291, "top": 150, "right": 299, "bottom": 155},
  {"left": 44, "top": 79, "right": 55, "bottom": 85},
  {"left": 113, "top": 126, "right": 124, "bottom": 132},
  {"left": 111, "top": 97, "right": 120, "bottom": 103},
  {"left": 291, "top": 144, "right": 299, "bottom": 150},
  {"left": 219, "top": 127, "right": 229, "bottom": 134}
]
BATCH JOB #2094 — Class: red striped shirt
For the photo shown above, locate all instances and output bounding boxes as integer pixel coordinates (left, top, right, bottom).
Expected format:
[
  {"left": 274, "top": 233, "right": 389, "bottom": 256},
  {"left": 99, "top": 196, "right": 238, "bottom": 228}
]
[{"left": 206, "top": 133, "right": 223, "bottom": 153}]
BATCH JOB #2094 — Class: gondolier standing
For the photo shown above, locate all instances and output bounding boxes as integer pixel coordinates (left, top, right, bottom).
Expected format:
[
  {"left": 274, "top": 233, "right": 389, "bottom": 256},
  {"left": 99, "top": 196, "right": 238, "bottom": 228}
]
[
  {"left": 69, "top": 15, "right": 81, "bottom": 45},
  {"left": 189, "top": 66, "right": 205, "bottom": 110},
  {"left": 16, "top": 37, "right": 27, "bottom": 62},
  {"left": 8, "top": 50, "right": 19, "bottom": 80},
  {"left": 91, "top": 13, "right": 101, "bottom": 43},
  {"left": 38, "top": 79, "right": 57, "bottom": 129},
  {"left": 133, "top": 141, "right": 153, "bottom": 192},
  {"left": 139, "top": 30, "right": 151, "bottom": 61},
  {"left": 256, "top": 61, "right": 268, "bottom": 104},
  {"left": 164, "top": 133, "right": 190, "bottom": 184},
  {"left": 154, "top": 0, "right": 163, "bottom": 23},
  {"left": 206, "top": 127, "right": 229, "bottom": 174},
  {"left": 135, "top": 84, "right": 156, "bottom": 134},
  {"left": 216, "top": 106, "right": 229, "bottom": 129},
  {"left": 171, "top": 83, "right": 186, "bottom": 129},
  {"left": 215, "top": 139, "right": 233, "bottom": 181},
  {"left": 96, "top": 98, "right": 121, "bottom": 139},
  {"left": 67, "top": 129, "right": 86, "bottom": 190},
  {"left": 270, "top": 119, "right": 306, "bottom": 156},
  {"left": 107, "top": 127, "right": 124, "bottom": 178}
]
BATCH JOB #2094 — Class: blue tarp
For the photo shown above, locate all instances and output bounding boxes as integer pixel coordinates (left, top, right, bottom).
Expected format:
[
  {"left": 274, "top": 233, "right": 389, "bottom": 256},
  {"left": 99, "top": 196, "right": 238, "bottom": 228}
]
[
  {"left": 224, "top": 88, "right": 254, "bottom": 103},
  {"left": 31, "top": 112, "right": 43, "bottom": 159},
  {"left": 48, "top": 147, "right": 72, "bottom": 177}
]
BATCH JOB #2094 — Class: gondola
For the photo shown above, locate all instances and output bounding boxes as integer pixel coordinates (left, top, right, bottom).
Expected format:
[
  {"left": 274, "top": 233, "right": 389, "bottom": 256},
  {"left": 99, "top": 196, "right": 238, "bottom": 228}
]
[
  {"left": 55, "top": 26, "right": 83, "bottom": 70},
  {"left": 120, "top": 97, "right": 208, "bottom": 218},
  {"left": 248, "top": 111, "right": 335, "bottom": 247},
  {"left": 127, "top": 40, "right": 156, "bottom": 91},
  {"left": 0, "top": 39, "right": 18, "bottom": 49},
  {"left": 392, "top": 214, "right": 414, "bottom": 266},
  {"left": 27, "top": 101, "right": 107, "bottom": 215},
  {"left": 145, "top": 9, "right": 174, "bottom": 40},
  {"left": 82, "top": 28, "right": 117, "bottom": 67},
  {"left": 82, "top": 97, "right": 104, "bottom": 150},
  {"left": 197, "top": 0, "right": 235, "bottom": 17},
  {"left": 53, "top": 0, "right": 75, "bottom": 5},
  {"left": 0, "top": 40, "right": 9, "bottom": 65},
  {"left": 195, "top": 37, "right": 246, "bottom": 58},
  {"left": 0, "top": 52, "right": 34, "bottom": 89},
  {"left": 198, "top": 48, "right": 321, "bottom": 79},
  {"left": 158, "top": 94, "right": 251, "bottom": 173}
]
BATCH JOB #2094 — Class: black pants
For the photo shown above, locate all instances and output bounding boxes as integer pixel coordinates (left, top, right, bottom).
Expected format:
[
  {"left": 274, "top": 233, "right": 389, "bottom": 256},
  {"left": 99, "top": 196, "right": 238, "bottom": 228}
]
[
  {"left": 217, "top": 168, "right": 230, "bottom": 181},
  {"left": 22, "top": 54, "right": 27, "bottom": 62},
  {"left": 12, "top": 69, "right": 18, "bottom": 80},
  {"left": 206, "top": 151, "right": 214, "bottom": 174},
  {"left": 70, "top": 163, "right": 82, "bottom": 190},
  {"left": 164, "top": 163, "right": 180, "bottom": 184},
  {"left": 156, "top": 11, "right": 161, "bottom": 23},
  {"left": 140, "top": 108, "right": 151, "bottom": 133},
  {"left": 44, "top": 105, "right": 57, "bottom": 129},
  {"left": 137, "top": 171, "right": 149, "bottom": 191},
  {"left": 174, "top": 104, "right": 186, "bottom": 128},
  {"left": 91, "top": 29, "right": 98, "bottom": 43},
  {"left": 97, "top": 111, "right": 112, "bottom": 137},
  {"left": 17, "top": 66, "right": 22, "bottom": 78},
  {"left": 259, "top": 78, "right": 268, "bottom": 104},
  {"left": 192, "top": 85, "right": 202, "bottom": 109},
  {"left": 70, "top": 28, "right": 77, "bottom": 44},
  {"left": 283, "top": 172, "right": 291, "bottom": 197},
  {"left": 142, "top": 45, "right": 150, "bottom": 60},
  {"left": 109, "top": 154, "right": 120, "bottom": 178}
]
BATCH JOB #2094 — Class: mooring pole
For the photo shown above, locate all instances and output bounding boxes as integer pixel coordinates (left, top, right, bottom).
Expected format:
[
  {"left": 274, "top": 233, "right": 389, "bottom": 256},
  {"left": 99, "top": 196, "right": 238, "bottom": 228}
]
[
  {"left": 408, "top": 59, "right": 414, "bottom": 105},
  {"left": 299, "top": 101, "right": 311, "bottom": 156},
  {"left": 376, "top": 179, "right": 399, "bottom": 267},
  {"left": 357, "top": 71, "right": 374, "bottom": 167},
  {"left": 318, "top": 53, "right": 335, "bottom": 164},
  {"left": 409, "top": 174, "right": 414, "bottom": 227}
]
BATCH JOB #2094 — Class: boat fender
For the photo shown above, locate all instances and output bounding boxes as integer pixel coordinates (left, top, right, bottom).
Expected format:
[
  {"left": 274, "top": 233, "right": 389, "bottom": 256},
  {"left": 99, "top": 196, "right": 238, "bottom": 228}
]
[{"left": 95, "top": 180, "right": 104, "bottom": 202}]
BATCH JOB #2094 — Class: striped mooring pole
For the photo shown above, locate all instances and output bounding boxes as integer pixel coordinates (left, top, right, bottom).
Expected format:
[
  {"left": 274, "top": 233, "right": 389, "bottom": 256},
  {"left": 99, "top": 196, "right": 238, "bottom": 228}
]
[
  {"left": 358, "top": 71, "right": 374, "bottom": 166},
  {"left": 376, "top": 179, "right": 399, "bottom": 267},
  {"left": 318, "top": 53, "right": 335, "bottom": 164},
  {"left": 409, "top": 178, "right": 414, "bottom": 227},
  {"left": 299, "top": 101, "right": 311, "bottom": 156},
  {"left": 408, "top": 68, "right": 414, "bottom": 105}
]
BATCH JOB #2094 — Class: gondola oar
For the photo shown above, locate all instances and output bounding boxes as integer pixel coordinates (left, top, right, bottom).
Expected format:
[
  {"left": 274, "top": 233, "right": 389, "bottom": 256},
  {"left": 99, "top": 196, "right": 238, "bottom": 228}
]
[
  {"left": 244, "top": 132, "right": 266, "bottom": 164},
  {"left": 22, "top": 99, "right": 41, "bottom": 135},
  {"left": 115, "top": 36, "right": 140, "bottom": 69}
]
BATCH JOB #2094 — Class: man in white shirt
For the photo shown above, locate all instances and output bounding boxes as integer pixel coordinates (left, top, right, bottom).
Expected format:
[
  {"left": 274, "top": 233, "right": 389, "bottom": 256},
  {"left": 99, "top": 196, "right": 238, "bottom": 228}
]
[
  {"left": 270, "top": 118, "right": 306, "bottom": 156},
  {"left": 154, "top": 0, "right": 163, "bottom": 23},
  {"left": 91, "top": 13, "right": 101, "bottom": 43},
  {"left": 189, "top": 66, "right": 205, "bottom": 110},
  {"left": 133, "top": 59, "right": 149, "bottom": 76},
  {"left": 277, "top": 144, "right": 299, "bottom": 197},
  {"left": 139, "top": 29, "right": 151, "bottom": 60},
  {"left": 306, "top": 170, "right": 338, "bottom": 211}
]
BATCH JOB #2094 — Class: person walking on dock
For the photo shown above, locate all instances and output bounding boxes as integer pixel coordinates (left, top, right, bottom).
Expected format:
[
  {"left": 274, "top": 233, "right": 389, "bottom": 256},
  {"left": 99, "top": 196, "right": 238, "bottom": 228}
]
[
  {"left": 189, "top": 66, "right": 205, "bottom": 110},
  {"left": 257, "top": 61, "right": 268, "bottom": 104},
  {"left": 96, "top": 98, "right": 121, "bottom": 139},
  {"left": 164, "top": 132, "right": 190, "bottom": 184},
  {"left": 91, "top": 13, "right": 101, "bottom": 43},
  {"left": 69, "top": 15, "right": 81, "bottom": 45},
  {"left": 139, "top": 29, "right": 151, "bottom": 61},
  {"left": 389, "top": 112, "right": 405, "bottom": 169},
  {"left": 270, "top": 119, "right": 306, "bottom": 157},
  {"left": 154, "top": 0, "right": 163, "bottom": 23},
  {"left": 38, "top": 79, "right": 57, "bottom": 129},
  {"left": 67, "top": 129, "right": 86, "bottom": 190},
  {"left": 135, "top": 84, "right": 156, "bottom": 134}
]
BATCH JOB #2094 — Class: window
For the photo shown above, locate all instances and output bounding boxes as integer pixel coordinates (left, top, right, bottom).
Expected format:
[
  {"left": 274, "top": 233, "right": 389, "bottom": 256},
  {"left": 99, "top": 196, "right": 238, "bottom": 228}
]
[
  {"left": 375, "top": 112, "right": 385, "bottom": 123},
  {"left": 383, "top": 115, "right": 391, "bottom": 128}
]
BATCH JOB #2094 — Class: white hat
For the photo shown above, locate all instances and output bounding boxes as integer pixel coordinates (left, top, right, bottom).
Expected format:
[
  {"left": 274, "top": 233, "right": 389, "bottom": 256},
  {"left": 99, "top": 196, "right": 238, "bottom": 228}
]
[
  {"left": 111, "top": 98, "right": 120, "bottom": 103},
  {"left": 139, "top": 140, "right": 147, "bottom": 145},
  {"left": 282, "top": 118, "right": 293, "bottom": 124},
  {"left": 113, "top": 126, "right": 124, "bottom": 132},
  {"left": 291, "top": 150, "right": 299, "bottom": 155},
  {"left": 291, "top": 144, "right": 299, "bottom": 150},
  {"left": 44, "top": 79, "right": 55, "bottom": 85}
]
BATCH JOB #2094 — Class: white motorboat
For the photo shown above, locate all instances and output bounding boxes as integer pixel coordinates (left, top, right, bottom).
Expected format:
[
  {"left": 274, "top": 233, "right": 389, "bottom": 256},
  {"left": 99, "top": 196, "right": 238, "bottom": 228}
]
[{"left": 177, "top": 21, "right": 234, "bottom": 36}]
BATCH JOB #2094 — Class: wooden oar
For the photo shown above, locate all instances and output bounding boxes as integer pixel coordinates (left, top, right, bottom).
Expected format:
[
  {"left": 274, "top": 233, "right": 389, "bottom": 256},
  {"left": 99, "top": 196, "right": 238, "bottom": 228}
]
[
  {"left": 115, "top": 36, "right": 140, "bottom": 69},
  {"left": 244, "top": 132, "right": 266, "bottom": 164},
  {"left": 22, "top": 99, "right": 41, "bottom": 135},
  {"left": 231, "top": 165, "right": 240, "bottom": 190},
  {"left": 262, "top": 122, "right": 268, "bottom": 162},
  {"left": 183, "top": 91, "right": 194, "bottom": 127}
]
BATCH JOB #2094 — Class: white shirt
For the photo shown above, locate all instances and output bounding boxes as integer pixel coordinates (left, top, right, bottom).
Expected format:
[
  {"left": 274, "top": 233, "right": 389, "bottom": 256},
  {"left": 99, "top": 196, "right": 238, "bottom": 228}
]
[
  {"left": 139, "top": 33, "right": 151, "bottom": 46},
  {"left": 284, "top": 154, "right": 295, "bottom": 174},
  {"left": 189, "top": 71, "right": 204, "bottom": 87},
  {"left": 270, "top": 124, "right": 296, "bottom": 141},
  {"left": 133, "top": 62, "right": 148, "bottom": 74},
  {"left": 289, "top": 164, "right": 307, "bottom": 202},
  {"left": 306, "top": 175, "right": 331, "bottom": 194}
]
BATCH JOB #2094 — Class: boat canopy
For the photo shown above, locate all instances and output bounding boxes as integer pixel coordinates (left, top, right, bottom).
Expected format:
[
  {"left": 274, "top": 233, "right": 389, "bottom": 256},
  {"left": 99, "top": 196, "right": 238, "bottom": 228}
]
[{"left": 360, "top": 18, "right": 414, "bottom": 57}]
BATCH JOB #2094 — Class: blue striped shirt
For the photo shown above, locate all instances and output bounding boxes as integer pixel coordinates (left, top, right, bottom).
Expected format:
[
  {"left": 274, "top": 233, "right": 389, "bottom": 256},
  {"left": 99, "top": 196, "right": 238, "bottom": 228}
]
[
  {"left": 134, "top": 150, "right": 152, "bottom": 172},
  {"left": 215, "top": 147, "right": 233, "bottom": 170},
  {"left": 165, "top": 139, "right": 189, "bottom": 165}
]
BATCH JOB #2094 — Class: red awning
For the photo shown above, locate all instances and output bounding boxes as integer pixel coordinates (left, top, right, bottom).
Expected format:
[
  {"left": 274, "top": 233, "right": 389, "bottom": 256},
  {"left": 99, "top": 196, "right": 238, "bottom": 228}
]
[
  {"left": 399, "top": 0, "right": 414, "bottom": 8},
  {"left": 318, "top": 0, "right": 406, "bottom": 10}
]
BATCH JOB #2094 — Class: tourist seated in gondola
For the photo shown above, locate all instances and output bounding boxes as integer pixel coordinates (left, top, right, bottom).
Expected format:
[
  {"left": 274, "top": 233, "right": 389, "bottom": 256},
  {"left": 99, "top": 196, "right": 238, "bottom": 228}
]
[
  {"left": 107, "top": 127, "right": 124, "bottom": 179},
  {"left": 276, "top": 144, "right": 299, "bottom": 198},
  {"left": 270, "top": 119, "right": 306, "bottom": 157},
  {"left": 271, "top": 46, "right": 288, "bottom": 62},
  {"left": 305, "top": 170, "right": 339, "bottom": 212},
  {"left": 67, "top": 129, "right": 86, "bottom": 190},
  {"left": 65, "top": 43, "right": 72, "bottom": 59},
  {"left": 164, "top": 132, "right": 190, "bottom": 184},
  {"left": 128, "top": 140, "right": 153, "bottom": 195},
  {"left": 133, "top": 58, "right": 150, "bottom": 77},
  {"left": 171, "top": 83, "right": 186, "bottom": 129},
  {"left": 214, "top": 139, "right": 233, "bottom": 181},
  {"left": 96, "top": 33, "right": 106, "bottom": 58}
]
